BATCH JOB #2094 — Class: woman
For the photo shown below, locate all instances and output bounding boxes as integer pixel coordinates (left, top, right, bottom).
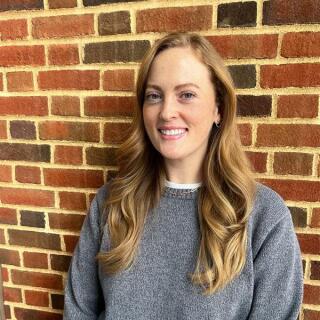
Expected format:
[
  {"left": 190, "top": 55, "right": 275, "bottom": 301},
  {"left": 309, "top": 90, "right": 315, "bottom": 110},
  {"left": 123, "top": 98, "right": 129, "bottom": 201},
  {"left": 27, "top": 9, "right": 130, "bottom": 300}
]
[{"left": 63, "top": 32, "right": 303, "bottom": 319}]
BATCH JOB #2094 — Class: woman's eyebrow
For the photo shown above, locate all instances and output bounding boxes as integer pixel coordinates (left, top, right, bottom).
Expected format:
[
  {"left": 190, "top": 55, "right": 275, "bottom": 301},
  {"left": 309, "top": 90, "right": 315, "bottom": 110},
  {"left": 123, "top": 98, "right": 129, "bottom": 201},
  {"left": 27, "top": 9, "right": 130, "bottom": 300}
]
[{"left": 146, "top": 83, "right": 200, "bottom": 90}]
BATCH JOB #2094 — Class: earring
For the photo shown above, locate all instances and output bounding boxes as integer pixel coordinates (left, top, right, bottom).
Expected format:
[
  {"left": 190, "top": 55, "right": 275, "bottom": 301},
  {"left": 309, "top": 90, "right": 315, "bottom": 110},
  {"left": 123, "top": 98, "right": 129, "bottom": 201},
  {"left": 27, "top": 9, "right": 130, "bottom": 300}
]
[{"left": 215, "top": 122, "right": 220, "bottom": 128}]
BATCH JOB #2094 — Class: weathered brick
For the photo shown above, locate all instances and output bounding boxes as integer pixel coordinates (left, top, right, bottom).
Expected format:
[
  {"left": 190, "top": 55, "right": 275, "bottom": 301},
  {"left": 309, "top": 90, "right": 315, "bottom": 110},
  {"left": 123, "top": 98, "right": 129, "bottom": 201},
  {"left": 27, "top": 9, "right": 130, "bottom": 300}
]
[
  {"left": 84, "top": 0, "right": 141, "bottom": 6},
  {"left": 0, "top": 165, "right": 12, "bottom": 182},
  {"left": 86, "top": 147, "right": 117, "bottom": 166},
  {"left": 15, "top": 308, "right": 62, "bottom": 320},
  {"left": 238, "top": 123, "right": 252, "bottom": 146},
  {"left": 103, "top": 69, "right": 135, "bottom": 91},
  {"left": 44, "top": 168, "right": 104, "bottom": 188},
  {"left": 0, "top": 120, "right": 7, "bottom": 138},
  {"left": 84, "top": 41, "right": 150, "bottom": 63},
  {"left": 245, "top": 151, "right": 267, "bottom": 173},
  {"left": 0, "top": 45, "right": 45, "bottom": 67},
  {"left": 310, "top": 261, "right": 320, "bottom": 280},
  {"left": 54, "top": 145, "right": 83, "bottom": 165},
  {"left": 256, "top": 124, "right": 320, "bottom": 147},
  {"left": 64, "top": 235, "right": 79, "bottom": 253},
  {"left": 15, "top": 166, "right": 41, "bottom": 184},
  {"left": 0, "top": 208, "right": 17, "bottom": 225},
  {"left": 0, "top": 229, "right": 5, "bottom": 244},
  {"left": 263, "top": 0, "right": 320, "bottom": 25},
  {"left": 0, "top": 73, "right": 3, "bottom": 91},
  {"left": 99, "top": 11, "right": 131, "bottom": 35},
  {"left": 104, "top": 122, "right": 131, "bottom": 144},
  {"left": 20, "top": 210, "right": 45, "bottom": 228},
  {"left": 303, "top": 284, "right": 320, "bottom": 304},
  {"left": 288, "top": 207, "right": 307, "bottom": 228},
  {"left": 8, "top": 229, "right": 61, "bottom": 250},
  {"left": 217, "top": 1, "right": 257, "bottom": 27},
  {"left": 23, "top": 252, "right": 48, "bottom": 269},
  {"left": 207, "top": 34, "right": 278, "bottom": 59},
  {"left": 0, "top": 248, "right": 20, "bottom": 266},
  {"left": 237, "top": 95, "right": 271, "bottom": 117},
  {"left": 48, "top": 0, "right": 77, "bottom": 9},
  {"left": 50, "top": 254, "right": 72, "bottom": 272},
  {"left": 137, "top": 6, "right": 212, "bottom": 33},
  {"left": 0, "top": 19, "right": 28, "bottom": 41},
  {"left": 84, "top": 96, "right": 134, "bottom": 117},
  {"left": 51, "top": 293, "right": 64, "bottom": 310},
  {"left": 59, "top": 191, "right": 87, "bottom": 211},
  {"left": 49, "top": 213, "right": 85, "bottom": 232},
  {"left": 277, "top": 95, "right": 318, "bottom": 118},
  {"left": 228, "top": 65, "right": 256, "bottom": 89},
  {"left": 0, "top": 143, "right": 50, "bottom": 162},
  {"left": 25, "top": 290, "right": 49, "bottom": 307},
  {"left": 0, "top": 96, "right": 48, "bottom": 116},
  {"left": 311, "top": 208, "right": 320, "bottom": 228},
  {"left": 38, "top": 70, "right": 99, "bottom": 90},
  {"left": 3, "top": 287, "right": 22, "bottom": 302},
  {"left": 0, "top": 0, "right": 43, "bottom": 11},
  {"left": 51, "top": 96, "right": 80, "bottom": 117},
  {"left": 261, "top": 63, "right": 320, "bottom": 88},
  {"left": 304, "top": 309, "right": 320, "bottom": 320},
  {"left": 48, "top": 44, "right": 79, "bottom": 66},
  {"left": 32, "top": 14, "right": 94, "bottom": 39},
  {"left": 10, "top": 120, "right": 36, "bottom": 139},
  {"left": 7, "top": 71, "right": 33, "bottom": 92}
]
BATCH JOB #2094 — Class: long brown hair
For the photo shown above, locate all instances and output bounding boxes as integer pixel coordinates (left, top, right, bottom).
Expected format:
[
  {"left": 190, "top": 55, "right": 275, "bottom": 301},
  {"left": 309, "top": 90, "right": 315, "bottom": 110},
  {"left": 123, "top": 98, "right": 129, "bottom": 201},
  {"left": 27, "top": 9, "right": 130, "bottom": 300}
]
[{"left": 98, "top": 32, "right": 256, "bottom": 295}]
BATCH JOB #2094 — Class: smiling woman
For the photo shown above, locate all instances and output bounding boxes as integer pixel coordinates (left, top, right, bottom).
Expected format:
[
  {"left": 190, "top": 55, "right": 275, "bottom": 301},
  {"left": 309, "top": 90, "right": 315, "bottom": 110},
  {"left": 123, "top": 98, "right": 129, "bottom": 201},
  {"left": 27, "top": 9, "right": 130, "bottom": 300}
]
[{"left": 63, "top": 33, "right": 303, "bottom": 320}]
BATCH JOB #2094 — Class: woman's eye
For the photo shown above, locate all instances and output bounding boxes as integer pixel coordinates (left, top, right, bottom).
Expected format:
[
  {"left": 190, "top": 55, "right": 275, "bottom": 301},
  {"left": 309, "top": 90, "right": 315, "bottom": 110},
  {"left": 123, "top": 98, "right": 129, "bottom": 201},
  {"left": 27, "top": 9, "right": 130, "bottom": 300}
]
[
  {"left": 180, "top": 92, "right": 196, "bottom": 100},
  {"left": 145, "top": 92, "right": 161, "bottom": 103}
]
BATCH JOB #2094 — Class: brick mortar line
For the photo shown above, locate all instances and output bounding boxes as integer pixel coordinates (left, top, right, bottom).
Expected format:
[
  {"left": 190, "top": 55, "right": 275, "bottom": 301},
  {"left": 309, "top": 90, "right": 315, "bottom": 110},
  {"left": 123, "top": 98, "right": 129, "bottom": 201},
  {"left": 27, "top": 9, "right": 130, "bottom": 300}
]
[
  {"left": 130, "top": 8, "right": 136, "bottom": 34},
  {"left": 2, "top": 301, "right": 64, "bottom": 314},
  {"left": 43, "top": 0, "right": 49, "bottom": 10},
  {"left": 302, "top": 304, "right": 320, "bottom": 311},
  {"left": 312, "top": 154, "right": 318, "bottom": 177},
  {"left": 0, "top": 245, "right": 74, "bottom": 257}
]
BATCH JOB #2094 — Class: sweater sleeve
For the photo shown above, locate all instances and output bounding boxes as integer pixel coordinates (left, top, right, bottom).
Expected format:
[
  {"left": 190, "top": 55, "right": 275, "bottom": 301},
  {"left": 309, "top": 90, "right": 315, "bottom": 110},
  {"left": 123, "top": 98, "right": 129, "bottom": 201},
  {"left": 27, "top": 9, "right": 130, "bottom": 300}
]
[
  {"left": 63, "top": 190, "right": 105, "bottom": 320},
  {"left": 248, "top": 206, "right": 303, "bottom": 320}
]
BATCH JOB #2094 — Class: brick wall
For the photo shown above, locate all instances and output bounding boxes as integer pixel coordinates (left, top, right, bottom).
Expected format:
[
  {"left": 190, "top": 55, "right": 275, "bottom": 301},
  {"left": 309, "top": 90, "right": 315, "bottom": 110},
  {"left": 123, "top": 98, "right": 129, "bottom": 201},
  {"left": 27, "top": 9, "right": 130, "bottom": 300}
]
[{"left": 0, "top": 0, "right": 319, "bottom": 319}]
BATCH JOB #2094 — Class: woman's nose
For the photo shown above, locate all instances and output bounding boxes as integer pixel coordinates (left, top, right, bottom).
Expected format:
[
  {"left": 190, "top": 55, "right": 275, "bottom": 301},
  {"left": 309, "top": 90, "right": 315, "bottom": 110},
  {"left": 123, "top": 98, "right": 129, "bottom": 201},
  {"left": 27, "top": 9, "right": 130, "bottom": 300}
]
[{"left": 159, "top": 96, "right": 178, "bottom": 121}]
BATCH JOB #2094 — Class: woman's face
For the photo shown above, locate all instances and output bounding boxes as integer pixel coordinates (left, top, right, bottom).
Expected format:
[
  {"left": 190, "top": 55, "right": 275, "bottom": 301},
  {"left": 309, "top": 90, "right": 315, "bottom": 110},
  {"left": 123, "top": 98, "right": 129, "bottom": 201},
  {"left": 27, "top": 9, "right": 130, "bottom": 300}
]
[{"left": 142, "top": 46, "right": 221, "bottom": 169}]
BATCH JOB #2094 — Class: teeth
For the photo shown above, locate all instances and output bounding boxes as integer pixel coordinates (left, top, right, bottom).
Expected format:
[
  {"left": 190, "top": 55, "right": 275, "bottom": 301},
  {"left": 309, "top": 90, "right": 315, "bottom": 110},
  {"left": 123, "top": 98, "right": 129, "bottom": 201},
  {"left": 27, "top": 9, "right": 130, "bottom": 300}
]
[{"left": 160, "top": 129, "right": 186, "bottom": 136}]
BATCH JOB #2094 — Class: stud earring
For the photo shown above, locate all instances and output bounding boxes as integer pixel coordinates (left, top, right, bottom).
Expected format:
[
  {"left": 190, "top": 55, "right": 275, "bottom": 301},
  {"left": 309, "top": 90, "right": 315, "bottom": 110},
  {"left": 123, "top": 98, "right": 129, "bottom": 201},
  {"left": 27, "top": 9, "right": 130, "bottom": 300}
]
[{"left": 215, "top": 122, "right": 220, "bottom": 128}]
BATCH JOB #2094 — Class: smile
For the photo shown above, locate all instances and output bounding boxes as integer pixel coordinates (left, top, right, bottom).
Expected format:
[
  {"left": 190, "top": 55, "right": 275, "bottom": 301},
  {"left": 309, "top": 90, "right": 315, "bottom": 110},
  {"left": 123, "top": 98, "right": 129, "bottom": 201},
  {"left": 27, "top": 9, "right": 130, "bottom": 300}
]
[{"left": 159, "top": 129, "right": 187, "bottom": 136}]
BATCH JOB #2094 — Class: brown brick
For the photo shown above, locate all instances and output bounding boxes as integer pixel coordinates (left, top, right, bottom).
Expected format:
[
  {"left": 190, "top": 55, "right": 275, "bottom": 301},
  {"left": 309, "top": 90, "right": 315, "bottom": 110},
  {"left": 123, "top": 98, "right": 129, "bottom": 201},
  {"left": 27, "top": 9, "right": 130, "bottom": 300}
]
[
  {"left": 0, "top": 165, "right": 12, "bottom": 182},
  {"left": 3, "top": 287, "right": 22, "bottom": 302},
  {"left": 0, "top": 96, "right": 48, "bottom": 116},
  {"left": 23, "top": 252, "right": 48, "bottom": 269},
  {"left": 218, "top": 1, "right": 257, "bottom": 27},
  {"left": 49, "top": 213, "right": 85, "bottom": 232},
  {"left": 245, "top": 151, "right": 267, "bottom": 173},
  {"left": 106, "top": 169, "right": 118, "bottom": 181},
  {"left": 237, "top": 95, "right": 271, "bottom": 117},
  {"left": 303, "top": 284, "right": 320, "bottom": 304},
  {"left": 310, "top": 261, "right": 320, "bottom": 280},
  {"left": 256, "top": 124, "right": 320, "bottom": 147},
  {"left": 15, "top": 308, "right": 62, "bottom": 320},
  {"left": 25, "top": 290, "right": 49, "bottom": 307},
  {"left": 137, "top": 6, "right": 212, "bottom": 33},
  {"left": 277, "top": 95, "right": 318, "bottom": 118},
  {"left": 288, "top": 207, "right": 307, "bottom": 228},
  {"left": 48, "top": 44, "right": 79, "bottom": 66},
  {"left": 238, "top": 123, "right": 252, "bottom": 146},
  {"left": 0, "top": 208, "right": 17, "bottom": 225},
  {"left": 38, "top": 70, "right": 99, "bottom": 90},
  {"left": 84, "top": 41, "right": 150, "bottom": 63},
  {"left": 7, "top": 71, "right": 33, "bottom": 92},
  {"left": 20, "top": 210, "right": 45, "bottom": 228},
  {"left": 59, "top": 191, "right": 87, "bottom": 211},
  {"left": 0, "top": 73, "right": 2, "bottom": 91},
  {"left": 10, "top": 120, "right": 36, "bottom": 139},
  {"left": 15, "top": 166, "right": 41, "bottom": 184},
  {"left": 99, "top": 11, "right": 131, "bottom": 35},
  {"left": 261, "top": 63, "right": 320, "bottom": 88},
  {"left": 9, "top": 229, "right": 61, "bottom": 250},
  {"left": 84, "top": 96, "right": 134, "bottom": 117},
  {"left": 54, "top": 145, "right": 83, "bottom": 165},
  {"left": 103, "top": 122, "right": 131, "bottom": 144},
  {"left": 0, "top": 45, "right": 45, "bottom": 67},
  {"left": 2, "top": 266, "right": 9, "bottom": 282},
  {"left": 64, "top": 235, "right": 79, "bottom": 253},
  {"left": 273, "top": 152, "right": 313, "bottom": 176},
  {"left": 311, "top": 208, "right": 320, "bottom": 228},
  {"left": 304, "top": 309, "right": 320, "bottom": 320},
  {"left": 229, "top": 65, "right": 256, "bottom": 89},
  {"left": 0, "top": 229, "right": 5, "bottom": 244},
  {"left": 263, "top": 0, "right": 320, "bottom": 25},
  {"left": 83, "top": 0, "right": 139, "bottom": 5},
  {"left": 48, "top": 0, "right": 77, "bottom": 9},
  {"left": 4, "top": 305, "right": 10, "bottom": 319},
  {"left": 207, "top": 34, "right": 278, "bottom": 59},
  {"left": 50, "top": 254, "right": 72, "bottom": 272},
  {"left": 103, "top": 70, "right": 135, "bottom": 91},
  {"left": 0, "top": 120, "right": 7, "bottom": 138},
  {"left": 0, "top": 19, "right": 28, "bottom": 40},
  {"left": 298, "top": 234, "right": 320, "bottom": 255},
  {"left": 51, "top": 293, "right": 64, "bottom": 310},
  {"left": 32, "top": 14, "right": 94, "bottom": 39},
  {"left": 39, "top": 121, "right": 99, "bottom": 142},
  {"left": 44, "top": 168, "right": 104, "bottom": 188},
  {"left": 0, "top": 143, "right": 50, "bottom": 162},
  {"left": 86, "top": 147, "right": 117, "bottom": 166},
  {"left": 0, "top": 248, "right": 20, "bottom": 266},
  {"left": 51, "top": 96, "right": 80, "bottom": 117},
  {"left": 0, "top": 1, "right": 43, "bottom": 12}
]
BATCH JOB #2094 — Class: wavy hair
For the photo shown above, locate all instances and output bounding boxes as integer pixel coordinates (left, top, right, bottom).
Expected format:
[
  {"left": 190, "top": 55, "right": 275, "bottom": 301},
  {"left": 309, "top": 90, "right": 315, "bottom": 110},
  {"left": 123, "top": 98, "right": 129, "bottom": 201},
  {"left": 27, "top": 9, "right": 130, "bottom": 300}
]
[{"left": 98, "top": 32, "right": 256, "bottom": 295}]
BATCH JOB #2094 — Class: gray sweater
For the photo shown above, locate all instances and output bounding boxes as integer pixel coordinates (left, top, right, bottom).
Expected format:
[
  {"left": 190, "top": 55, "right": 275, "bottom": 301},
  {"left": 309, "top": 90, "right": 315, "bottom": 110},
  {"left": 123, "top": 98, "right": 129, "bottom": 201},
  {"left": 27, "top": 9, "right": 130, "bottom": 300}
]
[{"left": 63, "top": 183, "right": 303, "bottom": 320}]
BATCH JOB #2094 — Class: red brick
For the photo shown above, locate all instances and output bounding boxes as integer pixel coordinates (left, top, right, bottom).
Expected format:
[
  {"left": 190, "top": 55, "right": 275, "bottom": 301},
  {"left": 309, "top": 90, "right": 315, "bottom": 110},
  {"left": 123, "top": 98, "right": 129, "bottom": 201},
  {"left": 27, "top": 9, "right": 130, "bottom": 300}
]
[
  {"left": 54, "top": 145, "right": 83, "bottom": 165},
  {"left": 0, "top": 1, "right": 43, "bottom": 12},
  {"left": 304, "top": 309, "right": 320, "bottom": 320},
  {"left": 259, "top": 179, "right": 320, "bottom": 202},
  {"left": 23, "top": 252, "right": 48, "bottom": 269},
  {"left": 0, "top": 19, "right": 28, "bottom": 41},
  {"left": 0, "top": 45, "right": 45, "bottom": 67},
  {"left": 0, "top": 73, "right": 3, "bottom": 91},
  {"left": 103, "top": 122, "right": 131, "bottom": 144},
  {"left": 32, "top": 14, "right": 94, "bottom": 39},
  {"left": 25, "top": 290, "right": 49, "bottom": 307},
  {"left": 15, "top": 166, "right": 41, "bottom": 184},
  {"left": 103, "top": 69, "right": 134, "bottom": 91},
  {"left": 38, "top": 70, "right": 99, "bottom": 90},
  {"left": 0, "top": 208, "right": 17, "bottom": 225},
  {"left": 48, "top": 0, "right": 77, "bottom": 9},
  {"left": 298, "top": 234, "right": 320, "bottom": 255},
  {"left": 3, "top": 287, "right": 22, "bottom": 302},
  {"left": 7, "top": 71, "right": 33, "bottom": 92},
  {"left": 15, "top": 308, "right": 62, "bottom": 320},
  {"left": 64, "top": 235, "right": 79, "bottom": 253},
  {"left": 2, "top": 267, "right": 9, "bottom": 282},
  {"left": 238, "top": 123, "right": 252, "bottom": 146},
  {"left": 256, "top": 124, "right": 320, "bottom": 147},
  {"left": 0, "top": 96, "right": 48, "bottom": 116},
  {"left": 44, "top": 168, "right": 104, "bottom": 188},
  {"left": 40, "top": 121, "right": 99, "bottom": 142},
  {"left": 84, "top": 96, "right": 134, "bottom": 117},
  {"left": 137, "top": 6, "right": 212, "bottom": 33},
  {"left": 59, "top": 191, "right": 87, "bottom": 211},
  {"left": 0, "top": 248, "right": 20, "bottom": 266},
  {"left": 48, "top": 44, "right": 79, "bottom": 65},
  {"left": 310, "top": 260, "right": 320, "bottom": 280},
  {"left": 282, "top": 32, "right": 320, "bottom": 58},
  {"left": 261, "top": 63, "right": 320, "bottom": 88},
  {"left": 4, "top": 305, "right": 10, "bottom": 319},
  {"left": 277, "top": 95, "right": 318, "bottom": 118},
  {"left": 51, "top": 96, "right": 80, "bottom": 116},
  {"left": 0, "top": 229, "right": 5, "bottom": 244},
  {"left": 49, "top": 213, "right": 85, "bottom": 232},
  {"left": 0, "top": 187, "right": 54, "bottom": 207},
  {"left": 245, "top": 151, "right": 267, "bottom": 173},
  {"left": 303, "top": 284, "right": 320, "bottom": 305},
  {"left": 207, "top": 34, "right": 278, "bottom": 59},
  {"left": 311, "top": 208, "right": 320, "bottom": 228},
  {"left": 273, "top": 152, "right": 313, "bottom": 176},
  {"left": 0, "top": 165, "right": 12, "bottom": 182},
  {"left": 0, "top": 120, "right": 6, "bottom": 138}
]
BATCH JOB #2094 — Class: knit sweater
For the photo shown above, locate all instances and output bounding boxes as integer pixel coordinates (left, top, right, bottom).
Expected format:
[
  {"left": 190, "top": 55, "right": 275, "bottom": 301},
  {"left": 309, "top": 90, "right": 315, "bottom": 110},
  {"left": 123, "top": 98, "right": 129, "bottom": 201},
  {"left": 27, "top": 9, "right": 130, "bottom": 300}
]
[{"left": 63, "top": 182, "right": 303, "bottom": 320}]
